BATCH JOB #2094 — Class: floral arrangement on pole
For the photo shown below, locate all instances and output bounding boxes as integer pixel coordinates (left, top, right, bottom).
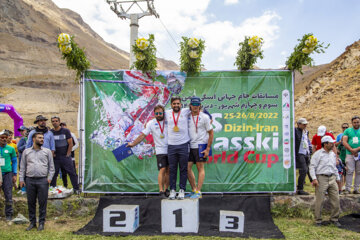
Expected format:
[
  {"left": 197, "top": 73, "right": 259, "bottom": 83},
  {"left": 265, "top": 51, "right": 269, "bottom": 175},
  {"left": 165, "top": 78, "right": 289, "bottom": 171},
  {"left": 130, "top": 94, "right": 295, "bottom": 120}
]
[
  {"left": 179, "top": 37, "right": 205, "bottom": 74},
  {"left": 131, "top": 34, "right": 157, "bottom": 78},
  {"left": 57, "top": 33, "right": 90, "bottom": 81},
  {"left": 234, "top": 35, "right": 264, "bottom": 71},
  {"left": 285, "top": 33, "right": 329, "bottom": 74}
]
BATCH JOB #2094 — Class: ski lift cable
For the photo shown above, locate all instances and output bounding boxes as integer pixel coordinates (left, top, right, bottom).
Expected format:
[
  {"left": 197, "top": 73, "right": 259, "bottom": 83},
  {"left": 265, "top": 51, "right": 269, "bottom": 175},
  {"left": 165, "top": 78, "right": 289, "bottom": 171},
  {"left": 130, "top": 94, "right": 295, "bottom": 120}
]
[{"left": 158, "top": 18, "right": 179, "bottom": 49}]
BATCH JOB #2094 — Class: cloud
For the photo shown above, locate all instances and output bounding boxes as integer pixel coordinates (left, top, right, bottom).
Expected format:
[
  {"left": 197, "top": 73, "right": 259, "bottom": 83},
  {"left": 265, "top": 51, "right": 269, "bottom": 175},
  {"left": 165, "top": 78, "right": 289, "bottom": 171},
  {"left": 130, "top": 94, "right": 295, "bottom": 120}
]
[
  {"left": 52, "top": 0, "right": 281, "bottom": 70},
  {"left": 224, "top": 0, "right": 239, "bottom": 5},
  {"left": 195, "top": 11, "right": 281, "bottom": 58}
]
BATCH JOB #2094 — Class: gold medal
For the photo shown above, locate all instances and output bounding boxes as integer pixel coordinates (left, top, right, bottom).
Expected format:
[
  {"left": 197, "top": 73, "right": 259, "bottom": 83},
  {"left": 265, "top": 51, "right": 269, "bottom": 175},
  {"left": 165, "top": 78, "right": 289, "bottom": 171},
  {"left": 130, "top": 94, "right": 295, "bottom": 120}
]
[
  {"left": 160, "top": 134, "right": 164, "bottom": 139},
  {"left": 172, "top": 111, "right": 180, "bottom": 133}
]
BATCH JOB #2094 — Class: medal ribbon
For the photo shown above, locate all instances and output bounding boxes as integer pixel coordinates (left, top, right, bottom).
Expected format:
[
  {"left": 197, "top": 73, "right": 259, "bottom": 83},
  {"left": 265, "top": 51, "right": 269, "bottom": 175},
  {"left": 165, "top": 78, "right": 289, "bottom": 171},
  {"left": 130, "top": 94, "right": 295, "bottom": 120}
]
[
  {"left": 192, "top": 114, "right": 199, "bottom": 133},
  {"left": 172, "top": 110, "right": 181, "bottom": 129},
  {"left": 157, "top": 120, "right": 165, "bottom": 135}
]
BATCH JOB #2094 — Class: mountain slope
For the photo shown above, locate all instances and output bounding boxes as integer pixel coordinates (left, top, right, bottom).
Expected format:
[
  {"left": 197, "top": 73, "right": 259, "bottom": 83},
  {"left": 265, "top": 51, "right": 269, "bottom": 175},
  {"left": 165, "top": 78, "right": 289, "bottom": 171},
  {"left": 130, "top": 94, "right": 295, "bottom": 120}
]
[
  {"left": 0, "top": 0, "right": 178, "bottom": 132},
  {"left": 0, "top": 0, "right": 177, "bottom": 80},
  {"left": 294, "top": 40, "right": 360, "bottom": 136}
]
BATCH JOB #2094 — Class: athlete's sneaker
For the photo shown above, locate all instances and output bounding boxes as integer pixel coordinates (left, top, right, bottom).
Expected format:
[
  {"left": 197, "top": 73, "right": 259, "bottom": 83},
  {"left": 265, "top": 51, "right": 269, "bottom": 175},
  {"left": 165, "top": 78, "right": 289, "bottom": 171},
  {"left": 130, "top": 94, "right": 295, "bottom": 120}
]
[
  {"left": 190, "top": 191, "right": 202, "bottom": 199},
  {"left": 185, "top": 191, "right": 195, "bottom": 198},
  {"left": 169, "top": 189, "right": 176, "bottom": 200},
  {"left": 177, "top": 189, "right": 185, "bottom": 200}
]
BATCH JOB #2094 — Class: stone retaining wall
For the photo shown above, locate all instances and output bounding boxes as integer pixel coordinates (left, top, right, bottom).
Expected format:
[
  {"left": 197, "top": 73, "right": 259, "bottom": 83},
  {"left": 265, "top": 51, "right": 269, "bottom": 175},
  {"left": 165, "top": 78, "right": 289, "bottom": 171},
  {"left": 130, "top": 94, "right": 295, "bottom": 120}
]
[
  {"left": 272, "top": 195, "right": 360, "bottom": 213},
  {"left": 1, "top": 194, "right": 360, "bottom": 218}
]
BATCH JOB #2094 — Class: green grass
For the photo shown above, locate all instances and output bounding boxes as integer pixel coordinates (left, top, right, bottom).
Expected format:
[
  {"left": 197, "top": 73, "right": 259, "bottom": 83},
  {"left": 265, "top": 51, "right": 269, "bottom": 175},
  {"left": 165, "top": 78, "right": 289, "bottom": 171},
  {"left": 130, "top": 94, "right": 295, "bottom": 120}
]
[{"left": 1, "top": 215, "right": 359, "bottom": 240}]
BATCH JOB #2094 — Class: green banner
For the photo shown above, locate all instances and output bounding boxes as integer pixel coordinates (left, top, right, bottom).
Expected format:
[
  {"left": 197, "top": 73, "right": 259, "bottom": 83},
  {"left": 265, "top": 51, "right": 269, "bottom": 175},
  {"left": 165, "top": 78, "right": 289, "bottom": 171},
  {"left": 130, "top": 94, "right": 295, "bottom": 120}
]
[{"left": 82, "top": 70, "right": 295, "bottom": 193}]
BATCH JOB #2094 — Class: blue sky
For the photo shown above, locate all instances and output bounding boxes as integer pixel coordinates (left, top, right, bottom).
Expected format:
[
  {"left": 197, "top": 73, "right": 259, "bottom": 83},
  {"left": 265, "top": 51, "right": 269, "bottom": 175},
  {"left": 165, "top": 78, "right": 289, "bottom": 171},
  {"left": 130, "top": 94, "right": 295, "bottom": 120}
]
[{"left": 53, "top": 0, "right": 360, "bottom": 70}]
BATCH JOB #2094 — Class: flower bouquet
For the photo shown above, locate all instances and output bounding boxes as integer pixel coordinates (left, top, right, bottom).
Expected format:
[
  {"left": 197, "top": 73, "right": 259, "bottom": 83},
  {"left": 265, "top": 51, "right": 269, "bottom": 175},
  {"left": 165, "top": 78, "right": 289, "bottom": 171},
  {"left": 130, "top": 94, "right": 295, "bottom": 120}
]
[
  {"left": 234, "top": 35, "right": 264, "bottom": 71},
  {"left": 286, "top": 33, "right": 329, "bottom": 74},
  {"left": 179, "top": 37, "right": 205, "bottom": 74},
  {"left": 131, "top": 34, "right": 157, "bottom": 79},
  {"left": 57, "top": 33, "right": 90, "bottom": 81}
]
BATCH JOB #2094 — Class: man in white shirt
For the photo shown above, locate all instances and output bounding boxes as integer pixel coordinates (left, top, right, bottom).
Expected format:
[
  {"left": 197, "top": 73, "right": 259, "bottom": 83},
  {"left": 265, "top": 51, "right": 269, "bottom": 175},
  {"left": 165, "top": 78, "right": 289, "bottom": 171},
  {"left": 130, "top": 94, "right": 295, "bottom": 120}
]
[
  {"left": 128, "top": 105, "right": 169, "bottom": 197},
  {"left": 187, "top": 97, "right": 213, "bottom": 199},
  {"left": 309, "top": 135, "right": 341, "bottom": 227},
  {"left": 166, "top": 96, "right": 192, "bottom": 200}
]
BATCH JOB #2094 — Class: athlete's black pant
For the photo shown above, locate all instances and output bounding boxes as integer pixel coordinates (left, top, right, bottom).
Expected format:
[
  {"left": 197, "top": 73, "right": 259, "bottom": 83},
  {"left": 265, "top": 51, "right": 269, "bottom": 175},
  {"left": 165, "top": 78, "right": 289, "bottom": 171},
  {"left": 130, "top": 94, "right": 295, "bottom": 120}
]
[{"left": 168, "top": 142, "right": 189, "bottom": 191}]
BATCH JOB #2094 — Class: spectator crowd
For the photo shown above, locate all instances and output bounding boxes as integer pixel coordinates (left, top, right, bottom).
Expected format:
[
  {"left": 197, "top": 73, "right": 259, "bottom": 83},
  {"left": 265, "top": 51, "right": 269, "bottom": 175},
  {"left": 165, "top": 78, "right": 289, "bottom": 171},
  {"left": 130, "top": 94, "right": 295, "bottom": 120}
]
[
  {"left": 295, "top": 116, "right": 360, "bottom": 227},
  {"left": 0, "top": 115, "right": 79, "bottom": 230}
]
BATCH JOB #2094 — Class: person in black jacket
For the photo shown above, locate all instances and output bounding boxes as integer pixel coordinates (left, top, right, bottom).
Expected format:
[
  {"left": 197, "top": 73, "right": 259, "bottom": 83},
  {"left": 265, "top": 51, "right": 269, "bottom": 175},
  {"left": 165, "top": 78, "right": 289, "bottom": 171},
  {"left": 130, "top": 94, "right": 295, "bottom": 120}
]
[{"left": 295, "top": 118, "right": 312, "bottom": 195}]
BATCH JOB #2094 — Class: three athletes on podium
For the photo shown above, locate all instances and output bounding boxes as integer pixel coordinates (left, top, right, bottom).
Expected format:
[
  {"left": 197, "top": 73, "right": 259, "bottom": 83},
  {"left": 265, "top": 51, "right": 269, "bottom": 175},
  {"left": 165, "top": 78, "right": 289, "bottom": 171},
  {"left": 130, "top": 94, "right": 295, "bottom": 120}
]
[{"left": 129, "top": 96, "right": 213, "bottom": 199}]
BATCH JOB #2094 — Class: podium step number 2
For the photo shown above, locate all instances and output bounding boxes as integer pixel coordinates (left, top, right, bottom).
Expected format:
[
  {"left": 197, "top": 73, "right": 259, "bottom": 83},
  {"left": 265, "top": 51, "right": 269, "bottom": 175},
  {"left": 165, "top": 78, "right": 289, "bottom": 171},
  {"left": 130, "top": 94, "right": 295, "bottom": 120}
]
[
  {"left": 161, "top": 199, "right": 199, "bottom": 233},
  {"left": 103, "top": 205, "right": 139, "bottom": 233},
  {"left": 219, "top": 210, "right": 245, "bottom": 233}
]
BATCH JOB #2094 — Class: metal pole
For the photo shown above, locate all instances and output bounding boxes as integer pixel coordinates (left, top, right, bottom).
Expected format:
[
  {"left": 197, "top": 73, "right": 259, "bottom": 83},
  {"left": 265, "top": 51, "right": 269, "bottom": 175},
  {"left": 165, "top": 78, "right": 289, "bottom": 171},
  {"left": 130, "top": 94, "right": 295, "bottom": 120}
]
[
  {"left": 79, "top": 73, "right": 84, "bottom": 191},
  {"left": 106, "top": 1, "right": 159, "bottom": 69},
  {"left": 129, "top": 14, "right": 139, "bottom": 68}
]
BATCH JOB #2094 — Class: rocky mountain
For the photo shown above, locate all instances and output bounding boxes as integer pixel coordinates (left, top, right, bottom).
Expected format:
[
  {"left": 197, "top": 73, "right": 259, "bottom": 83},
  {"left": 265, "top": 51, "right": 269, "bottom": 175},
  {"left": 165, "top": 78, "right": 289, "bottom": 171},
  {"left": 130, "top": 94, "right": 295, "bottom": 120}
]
[
  {"left": 0, "top": 0, "right": 177, "bottom": 133},
  {"left": 294, "top": 40, "right": 360, "bottom": 136}
]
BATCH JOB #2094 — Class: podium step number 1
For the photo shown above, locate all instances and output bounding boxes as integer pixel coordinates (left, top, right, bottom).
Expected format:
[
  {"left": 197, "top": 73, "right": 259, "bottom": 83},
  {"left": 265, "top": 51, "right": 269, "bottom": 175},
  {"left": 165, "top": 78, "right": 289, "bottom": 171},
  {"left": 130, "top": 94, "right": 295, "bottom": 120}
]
[
  {"left": 161, "top": 199, "right": 199, "bottom": 233},
  {"left": 103, "top": 205, "right": 139, "bottom": 233},
  {"left": 219, "top": 210, "right": 245, "bottom": 233}
]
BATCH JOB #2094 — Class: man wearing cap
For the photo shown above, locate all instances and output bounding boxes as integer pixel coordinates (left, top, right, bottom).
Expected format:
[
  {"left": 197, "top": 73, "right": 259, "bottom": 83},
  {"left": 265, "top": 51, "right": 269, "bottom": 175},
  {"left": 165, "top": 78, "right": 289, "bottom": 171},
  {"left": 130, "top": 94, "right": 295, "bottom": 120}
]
[
  {"left": 26, "top": 115, "right": 55, "bottom": 155},
  {"left": 294, "top": 118, "right": 312, "bottom": 195},
  {"left": 20, "top": 132, "right": 55, "bottom": 231},
  {"left": 128, "top": 105, "right": 170, "bottom": 197},
  {"left": 187, "top": 97, "right": 213, "bottom": 199},
  {"left": 342, "top": 116, "right": 360, "bottom": 194},
  {"left": 311, "top": 125, "right": 336, "bottom": 152},
  {"left": 0, "top": 130, "right": 17, "bottom": 221},
  {"left": 309, "top": 135, "right": 341, "bottom": 227}
]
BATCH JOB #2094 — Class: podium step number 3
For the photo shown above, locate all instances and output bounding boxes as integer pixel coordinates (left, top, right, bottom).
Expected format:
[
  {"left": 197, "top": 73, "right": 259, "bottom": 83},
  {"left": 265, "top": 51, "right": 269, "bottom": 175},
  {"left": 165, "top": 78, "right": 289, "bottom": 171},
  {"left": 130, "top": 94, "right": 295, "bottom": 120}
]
[
  {"left": 219, "top": 210, "right": 245, "bottom": 233},
  {"left": 103, "top": 205, "right": 139, "bottom": 233},
  {"left": 161, "top": 199, "right": 199, "bottom": 233}
]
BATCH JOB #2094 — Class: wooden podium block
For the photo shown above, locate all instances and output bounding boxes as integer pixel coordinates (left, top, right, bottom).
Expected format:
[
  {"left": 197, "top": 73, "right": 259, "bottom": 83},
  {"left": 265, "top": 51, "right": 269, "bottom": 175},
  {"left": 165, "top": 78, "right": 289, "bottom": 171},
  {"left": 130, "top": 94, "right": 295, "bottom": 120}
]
[
  {"left": 219, "top": 210, "right": 245, "bottom": 233},
  {"left": 103, "top": 204, "right": 139, "bottom": 233},
  {"left": 161, "top": 199, "right": 199, "bottom": 233}
]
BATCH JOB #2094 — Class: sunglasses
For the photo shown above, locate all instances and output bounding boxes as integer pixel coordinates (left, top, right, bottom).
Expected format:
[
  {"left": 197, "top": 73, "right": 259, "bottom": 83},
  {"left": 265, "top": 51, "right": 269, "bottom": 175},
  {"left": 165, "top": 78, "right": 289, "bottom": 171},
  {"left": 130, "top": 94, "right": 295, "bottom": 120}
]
[
  {"left": 155, "top": 112, "right": 164, "bottom": 116},
  {"left": 342, "top": 126, "right": 349, "bottom": 129}
]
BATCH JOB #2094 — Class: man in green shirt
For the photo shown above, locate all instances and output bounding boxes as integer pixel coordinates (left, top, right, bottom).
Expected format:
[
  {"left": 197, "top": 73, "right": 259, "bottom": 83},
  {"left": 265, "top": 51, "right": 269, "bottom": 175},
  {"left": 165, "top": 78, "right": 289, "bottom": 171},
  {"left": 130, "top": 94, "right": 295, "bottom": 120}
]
[
  {"left": 0, "top": 130, "right": 17, "bottom": 221},
  {"left": 343, "top": 116, "right": 360, "bottom": 194}
]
